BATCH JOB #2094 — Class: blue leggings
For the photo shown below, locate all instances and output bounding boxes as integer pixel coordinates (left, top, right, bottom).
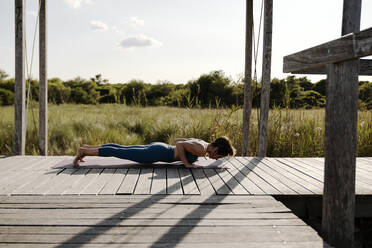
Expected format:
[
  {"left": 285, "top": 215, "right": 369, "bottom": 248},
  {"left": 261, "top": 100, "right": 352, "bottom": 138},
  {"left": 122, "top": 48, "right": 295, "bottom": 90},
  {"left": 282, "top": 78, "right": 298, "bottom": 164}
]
[{"left": 98, "top": 142, "right": 175, "bottom": 163}]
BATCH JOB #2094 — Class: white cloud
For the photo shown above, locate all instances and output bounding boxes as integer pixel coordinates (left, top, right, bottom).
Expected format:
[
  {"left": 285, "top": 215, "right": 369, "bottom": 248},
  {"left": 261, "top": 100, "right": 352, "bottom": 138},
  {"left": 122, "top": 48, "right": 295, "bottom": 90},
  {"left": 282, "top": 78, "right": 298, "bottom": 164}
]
[
  {"left": 118, "top": 35, "right": 162, "bottom": 50},
  {"left": 125, "top": 16, "right": 145, "bottom": 27},
  {"left": 90, "top": 20, "right": 108, "bottom": 31},
  {"left": 65, "top": 0, "right": 92, "bottom": 9},
  {"left": 112, "top": 26, "right": 125, "bottom": 35}
]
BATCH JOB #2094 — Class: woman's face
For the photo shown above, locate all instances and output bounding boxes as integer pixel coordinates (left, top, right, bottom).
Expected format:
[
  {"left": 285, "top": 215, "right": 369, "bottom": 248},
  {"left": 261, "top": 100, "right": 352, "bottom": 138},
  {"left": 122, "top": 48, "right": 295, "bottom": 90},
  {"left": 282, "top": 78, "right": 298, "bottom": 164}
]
[{"left": 208, "top": 147, "right": 224, "bottom": 160}]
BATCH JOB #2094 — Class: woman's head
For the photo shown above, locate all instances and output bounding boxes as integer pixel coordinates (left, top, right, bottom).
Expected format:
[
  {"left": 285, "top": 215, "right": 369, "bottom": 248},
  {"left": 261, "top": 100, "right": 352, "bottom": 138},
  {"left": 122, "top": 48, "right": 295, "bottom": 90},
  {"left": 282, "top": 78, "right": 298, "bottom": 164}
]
[{"left": 208, "top": 136, "right": 236, "bottom": 159}]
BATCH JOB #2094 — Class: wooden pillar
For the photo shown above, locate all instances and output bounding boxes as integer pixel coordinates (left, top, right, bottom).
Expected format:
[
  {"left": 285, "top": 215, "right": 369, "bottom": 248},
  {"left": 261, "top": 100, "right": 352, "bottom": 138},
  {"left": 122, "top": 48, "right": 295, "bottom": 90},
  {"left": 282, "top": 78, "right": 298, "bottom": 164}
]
[
  {"left": 242, "top": 0, "right": 253, "bottom": 156},
  {"left": 258, "top": 0, "right": 273, "bottom": 157},
  {"left": 14, "top": 0, "right": 26, "bottom": 155},
  {"left": 39, "top": 0, "right": 48, "bottom": 155},
  {"left": 322, "top": 0, "right": 361, "bottom": 247}
]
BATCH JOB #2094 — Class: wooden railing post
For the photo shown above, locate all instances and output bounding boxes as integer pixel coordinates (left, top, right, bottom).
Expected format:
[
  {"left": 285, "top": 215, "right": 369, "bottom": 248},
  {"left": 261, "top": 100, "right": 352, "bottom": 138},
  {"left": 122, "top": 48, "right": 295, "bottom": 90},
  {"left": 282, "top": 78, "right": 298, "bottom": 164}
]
[
  {"left": 39, "top": 0, "right": 48, "bottom": 156},
  {"left": 322, "top": 0, "right": 361, "bottom": 247},
  {"left": 242, "top": 0, "right": 253, "bottom": 156},
  {"left": 14, "top": 0, "right": 26, "bottom": 155},
  {"left": 258, "top": 0, "right": 273, "bottom": 157}
]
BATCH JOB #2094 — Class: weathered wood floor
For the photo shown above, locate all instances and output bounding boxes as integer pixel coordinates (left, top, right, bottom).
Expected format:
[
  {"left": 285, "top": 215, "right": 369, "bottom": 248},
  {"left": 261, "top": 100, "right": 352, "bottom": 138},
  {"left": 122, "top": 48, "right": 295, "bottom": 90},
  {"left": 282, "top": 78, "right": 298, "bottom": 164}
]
[
  {"left": 2, "top": 155, "right": 370, "bottom": 247},
  {"left": 0, "top": 195, "right": 332, "bottom": 248},
  {"left": 0, "top": 156, "right": 371, "bottom": 196}
]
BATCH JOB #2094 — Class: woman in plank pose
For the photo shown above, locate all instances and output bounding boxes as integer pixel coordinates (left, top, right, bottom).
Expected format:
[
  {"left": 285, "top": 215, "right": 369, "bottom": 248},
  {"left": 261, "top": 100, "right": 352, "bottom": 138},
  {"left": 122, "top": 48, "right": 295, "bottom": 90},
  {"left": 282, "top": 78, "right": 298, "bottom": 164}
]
[{"left": 73, "top": 136, "right": 236, "bottom": 168}]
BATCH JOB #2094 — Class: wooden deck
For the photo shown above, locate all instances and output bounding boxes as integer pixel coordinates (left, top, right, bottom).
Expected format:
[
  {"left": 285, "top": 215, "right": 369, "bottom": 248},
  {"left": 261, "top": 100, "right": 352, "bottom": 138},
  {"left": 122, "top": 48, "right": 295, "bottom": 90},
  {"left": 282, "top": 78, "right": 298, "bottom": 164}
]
[
  {"left": 0, "top": 156, "right": 371, "bottom": 196},
  {"left": 1, "top": 155, "right": 370, "bottom": 247}
]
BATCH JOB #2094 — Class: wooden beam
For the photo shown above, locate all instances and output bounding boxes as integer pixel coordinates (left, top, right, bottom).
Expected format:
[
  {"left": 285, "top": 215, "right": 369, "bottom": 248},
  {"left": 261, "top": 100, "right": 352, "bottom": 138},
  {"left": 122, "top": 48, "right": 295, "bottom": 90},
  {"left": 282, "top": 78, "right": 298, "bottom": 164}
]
[
  {"left": 322, "top": 0, "right": 361, "bottom": 247},
  {"left": 14, "top": 0, "right": 26, "bottom": 155},
  {"left": 289, "top": 59, "right": 372, "bottom": 75},
  {"left": 39, "top": 0, "right": 48, "bottom": 156},
  {"left": 258, "top": 0, "right": 273, "bottom": 157},
  {"left": 242, "top": 0, "right": 253, "bottom": 156},
  {"left": 283, "top": 26, "right": 372, "bottom": 73}
]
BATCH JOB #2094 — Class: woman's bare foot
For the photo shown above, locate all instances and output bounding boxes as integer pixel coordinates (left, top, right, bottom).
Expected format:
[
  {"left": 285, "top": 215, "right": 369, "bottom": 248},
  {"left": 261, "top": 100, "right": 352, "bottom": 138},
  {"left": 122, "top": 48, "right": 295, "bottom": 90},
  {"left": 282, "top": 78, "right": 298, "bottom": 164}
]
[{"left": 73, "top": 147, "right": 86, "bottom": 167}]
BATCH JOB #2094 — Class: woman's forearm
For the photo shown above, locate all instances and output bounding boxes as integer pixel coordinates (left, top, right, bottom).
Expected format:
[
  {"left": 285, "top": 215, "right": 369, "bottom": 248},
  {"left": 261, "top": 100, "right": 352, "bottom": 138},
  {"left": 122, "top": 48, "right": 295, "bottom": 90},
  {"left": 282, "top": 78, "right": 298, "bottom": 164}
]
[{"left": 175, "top": 143, "right": 192, "bottom": 166}]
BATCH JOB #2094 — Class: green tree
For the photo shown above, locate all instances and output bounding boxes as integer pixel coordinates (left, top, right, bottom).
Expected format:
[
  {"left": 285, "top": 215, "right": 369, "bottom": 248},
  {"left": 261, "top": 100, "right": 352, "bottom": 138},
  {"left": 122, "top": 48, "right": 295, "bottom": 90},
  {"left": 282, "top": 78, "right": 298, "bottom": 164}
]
[
  {"left": 0, "top": 88, "right": 14, "bottom": 105},
  {"left": 48, "top": 78, "right": 71, "bottom": 104},
  {"left": 187, "top": 70, "right": 234, "bottom": 107}
]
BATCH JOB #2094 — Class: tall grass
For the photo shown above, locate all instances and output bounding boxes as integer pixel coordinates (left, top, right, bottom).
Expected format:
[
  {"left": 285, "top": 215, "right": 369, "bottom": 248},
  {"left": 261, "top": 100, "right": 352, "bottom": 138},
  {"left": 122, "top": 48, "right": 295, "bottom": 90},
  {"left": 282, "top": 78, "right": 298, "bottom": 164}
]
[{"left": 0, "top": 103, "right": 371, "bottom": 157}]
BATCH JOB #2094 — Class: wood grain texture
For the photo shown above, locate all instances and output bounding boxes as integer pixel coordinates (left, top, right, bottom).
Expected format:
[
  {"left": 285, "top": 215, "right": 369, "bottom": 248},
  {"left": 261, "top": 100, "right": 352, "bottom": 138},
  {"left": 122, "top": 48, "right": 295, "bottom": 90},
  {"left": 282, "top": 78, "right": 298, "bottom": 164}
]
[
  {"left": 38, "top": 0, "right": 47, "bottom": 155},
  {"left": 322, "top": 1, "right": 361, "bottom": 246},
  {"left": 289, "top": 59, "right": 372, "bottom": 75},
  {"left": 0, "top": 195, "right": 331, "bottom": 247},
  {"left": 258, "top": 0, "right": 273, "bottom": 157},
  {"left": 283, "top": 27, "right": 372, "bottom": 73},
  {"left": 242, "top": 0, "right": 254, "bottom": 156},
  {"left": 14, "top": 0, "right": 26, "bottom": 155}
]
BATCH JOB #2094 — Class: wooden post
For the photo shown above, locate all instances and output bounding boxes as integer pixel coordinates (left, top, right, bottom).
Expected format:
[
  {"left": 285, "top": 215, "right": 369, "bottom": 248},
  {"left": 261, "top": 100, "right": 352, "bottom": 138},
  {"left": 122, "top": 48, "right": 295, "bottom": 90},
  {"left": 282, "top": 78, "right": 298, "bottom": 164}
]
[
  {"left": 258, "top": 0, "right": 273, "bottom": 157},
  {"left": 39, "top": 0, "right": 48, "bottom": 156},
  {"left": 322, "top": 0, "right": 361, "bottom": 247},
  {"left": 242, "top": 0, "right": 253, "bottom": 156},
  {"left": 14, "top": 0, "right": 26, "bottom": 155}
]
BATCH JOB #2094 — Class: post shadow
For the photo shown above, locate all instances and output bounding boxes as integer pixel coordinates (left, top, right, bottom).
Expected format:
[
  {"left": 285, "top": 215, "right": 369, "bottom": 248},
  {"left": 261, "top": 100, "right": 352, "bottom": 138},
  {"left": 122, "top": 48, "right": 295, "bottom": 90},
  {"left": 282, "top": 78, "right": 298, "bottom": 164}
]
[
  {"left": 150, "top": 157, "right": 261, "bottom": 247},
  {"left": 53, "top": 165, "right": 212, "bottom": 247}
]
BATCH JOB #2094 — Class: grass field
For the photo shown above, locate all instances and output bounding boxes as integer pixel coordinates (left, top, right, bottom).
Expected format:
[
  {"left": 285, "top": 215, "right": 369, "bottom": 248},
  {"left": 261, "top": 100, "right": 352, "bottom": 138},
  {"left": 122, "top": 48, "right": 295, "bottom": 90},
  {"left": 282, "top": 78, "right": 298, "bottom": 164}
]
[{"left": 0, "top": 103, "right": 371, "bottom": 157}]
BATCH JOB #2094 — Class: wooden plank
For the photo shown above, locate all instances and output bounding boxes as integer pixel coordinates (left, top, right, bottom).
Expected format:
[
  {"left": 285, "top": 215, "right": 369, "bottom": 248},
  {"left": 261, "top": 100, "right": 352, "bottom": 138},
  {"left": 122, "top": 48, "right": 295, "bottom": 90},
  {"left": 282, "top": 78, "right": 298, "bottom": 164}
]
[
  {"left": 292, "top": 158, "right": 372, "bottom": 194},
  {"left": 0, "top": 156, "right": 36, "bottom": 174},
  {"left": 150, "top": 168, "right": 166, "bottom": 194},
  {"left": 215, "top": 168, "right": 250, "bottom": 195},
  {"left": 0, "top": 217, "right": 306, "bottom": 226},
  {"left": 166, "top": 169, "right": 183, "bottom": 194},
  {"left": 190, "top": 168, "right": 216, "bottom": 196},
  {"left": 80, "top": 169, "right": 116, "bottom": 195},
  {"left": 14, "top": 0, "right": 26, "bottom": 155},
  {"left": 289, "top": 59, "right": 372, "bottom": 75},
  {"left": 225, "top": 158, "right": 264, "bottom": 194},
  {"left": 62, "top": 169, "right": 103, "bottom": 195},
  {"left": 283, "top": 27, "right": 372, "bottom": 73},
  {"left": 101, "top": 168, "right": 128, "bottom": 195},
  {"left": 0, "top": 206, "right": 292, "bottom": 215},
  {"left": 38, "top": 0, "right": 47, "bottom": 155},
  {"left": 263, "top": 158, "right": 323, "bottom": 194},
  {"left": 179, "top": 168, "right": 200, "bottom": 195},
  {"left": 258, "top": 0, "right": 273, "bottom": 157},
  {"left": 229, "top": 157, "right": 280, "bottom": 194},
  {"left": 203, "top": 169, "right": 232, "bottom": 195},
  {"left": 114, "top": 169, "right": 140, "bottom": 195},
  {"left": 2, "top": 157, "right": 64, "bottom": 195},
  {"left": 0, "top": 225, "right": 327, "bottom": 236},
  {"left": 0, "top": 243, "right": 333, "bottom": 248},
  {"left": 43, "top": 168, "right": 79, "bottom": 195},
  {"left": 10, "top": 159, "right": 65, "bottom": 195},
  {"left": 313, "top": 157, "right": 372, "bottom": 185},
  {"left": 0, "top": 156, "right": 42, "bottom": 179},
  {"left": 59, "top": 168, "right": 90, "bottom": 195},
  {"left": 282, "top": 158, "right": 324, "bottom": 178},
  {"left": 0, "top": 211, "right": 297, "bottom": 219},
  {"left": 133, "top": 168, "right": 153, "bottom": 194},
  {"left": 0, "top": 195, "right": 284, "bottom": 204},
  {"left": 251, "top": 158, "right": 311, "bottom": 195},
  {"left": 0, "top": 232, "right": 327, "bottom": 245},
  {"left": 322, "top": 1, "right": 361, "bottom": 246},
  {"left": 0, "top": 158, "right": 62, "bottom": 195},
  {"left": 239, "top": 157, "right": 296, "bottom": 194},
  {"left": 311, "top": 158, "right": 372, "bottom": 189},
  {"left": 242, "top": 0, "right": 254, "bottom": 156}
]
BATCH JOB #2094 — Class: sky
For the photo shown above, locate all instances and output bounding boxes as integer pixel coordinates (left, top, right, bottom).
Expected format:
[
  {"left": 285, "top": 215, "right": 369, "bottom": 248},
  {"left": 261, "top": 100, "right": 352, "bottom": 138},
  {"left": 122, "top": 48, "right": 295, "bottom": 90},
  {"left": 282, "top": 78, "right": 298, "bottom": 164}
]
[{"left": 0, "top": 0, "right": 371, "bottom": 85}]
